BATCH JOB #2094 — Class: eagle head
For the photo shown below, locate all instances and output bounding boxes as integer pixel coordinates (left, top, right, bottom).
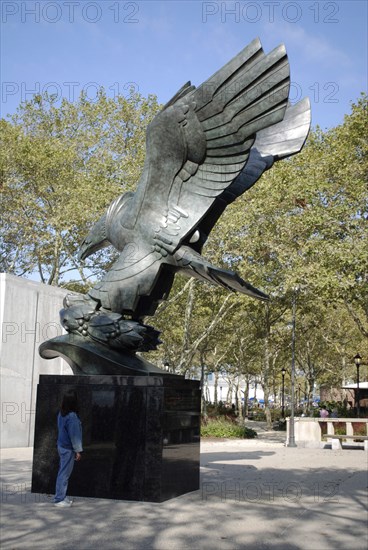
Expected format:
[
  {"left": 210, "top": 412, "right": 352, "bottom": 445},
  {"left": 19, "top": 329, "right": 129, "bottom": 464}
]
[{"left": 78, "top": 214, "right": 109, "bottom": 261}]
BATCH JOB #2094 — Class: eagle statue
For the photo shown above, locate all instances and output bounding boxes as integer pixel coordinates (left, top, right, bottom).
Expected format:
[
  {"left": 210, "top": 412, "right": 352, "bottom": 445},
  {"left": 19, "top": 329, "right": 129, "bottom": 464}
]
[{"left": 40, "top": 38, "right": 311, "bottom": 375}]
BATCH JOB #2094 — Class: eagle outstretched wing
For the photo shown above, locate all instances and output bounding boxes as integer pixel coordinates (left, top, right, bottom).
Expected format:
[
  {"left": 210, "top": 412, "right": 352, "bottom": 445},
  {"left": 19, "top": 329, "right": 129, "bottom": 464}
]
[
  {"left": 86, "top": 38, "right": 310, "bottom": 316},
  {"left": 128, "top": 38, "right": 292, "bottom": 253},
  {"left": 42, "top": 39, "right": 311, "bottom": 375}
]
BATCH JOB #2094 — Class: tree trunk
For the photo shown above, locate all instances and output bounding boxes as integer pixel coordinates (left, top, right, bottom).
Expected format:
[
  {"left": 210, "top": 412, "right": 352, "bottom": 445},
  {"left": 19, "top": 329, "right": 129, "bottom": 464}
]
[
  {"left": 226, "top": 384, "right": 233, "bottom": 404},
  {"left": 263, "top": 322, "right": 272, "bottom": 428},
  {"left": 263, "top": 387, "right": 272, "bottom": 428},
  {"left": 235, "top": 381, "right": 242, "bottom": 417},
  {"left": 176, "top": 289, "right": 235, "bottom": 374},
  {"left": 214, "top": 371, "right": 219, "bottom": 404},
  {"left": 243, "top": 377, "right": 250, "bottom": 419},
  {"left": 200, "top": 361, "right": 207, "bottom": 418},
  {"left": 307, "top": 378, "right": 315, "bottom": 412}
]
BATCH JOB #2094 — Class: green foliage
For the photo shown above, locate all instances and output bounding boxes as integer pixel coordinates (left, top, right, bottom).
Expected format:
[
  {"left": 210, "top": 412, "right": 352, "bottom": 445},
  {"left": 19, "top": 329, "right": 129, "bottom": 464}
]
[
  {"left": 243, "top": 426, "right": 258, "bottom": 438},
  {"left": 320, "top": 421, "right": 367, "bottom": 439},
  {"left": 319, "top": 421, "right": 328, "bottom": 435},
  {"left": 1, "top": 88, "right": 367, "bottom": 405},
  {"left": 146, "top": 95, "right": 367, "bottom": 411},
  {"left": 201, "top": 416, "right": 257, "bottom": 439},
  {"left": 333, "top": 422, "right": 347, "bottom": 436},
  {"left": 0, "top": 90, "right": 160, "bottom": 285},
  {"left": 270, "top": 409, "right": 292, "bottom": 422},
  {"left": 353, "top": 423, "right": 367, "bottom": 436},
  {"left": 205, "top": 403, "right": 236, "bottom": 417},
  {"left": 247, "top": 411, "right": 266, "bottom": 422},
  {"left": 273, "top": 419, "right": 287, "bottom": 431},
  {"left": 317, "top": 400, "right": 357, "bottom": 418}
]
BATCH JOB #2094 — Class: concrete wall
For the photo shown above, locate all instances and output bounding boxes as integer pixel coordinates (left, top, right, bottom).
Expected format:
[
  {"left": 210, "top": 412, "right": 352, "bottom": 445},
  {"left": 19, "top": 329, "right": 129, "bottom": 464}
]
[
  {"left": 0, "top": 273, "right": 73, "bottom": 448},
  {"left": 286, "top": 418, "right": 322, "bottom": 448},
  {"left": 286, "top": 417, "right": 368, "bottom": 448}
]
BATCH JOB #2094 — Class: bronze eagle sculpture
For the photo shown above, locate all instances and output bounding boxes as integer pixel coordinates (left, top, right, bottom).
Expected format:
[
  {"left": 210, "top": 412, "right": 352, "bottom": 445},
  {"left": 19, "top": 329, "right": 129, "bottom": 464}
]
[{"left": 40, "top": 38, "right": 311, "bottom": 375}]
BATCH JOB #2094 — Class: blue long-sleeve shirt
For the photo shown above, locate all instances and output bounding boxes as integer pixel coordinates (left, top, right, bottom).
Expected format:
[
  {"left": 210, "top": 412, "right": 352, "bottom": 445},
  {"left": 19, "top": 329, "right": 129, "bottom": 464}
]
[{"left": 57, "top": 412, "right": 83, "bottom": 452}]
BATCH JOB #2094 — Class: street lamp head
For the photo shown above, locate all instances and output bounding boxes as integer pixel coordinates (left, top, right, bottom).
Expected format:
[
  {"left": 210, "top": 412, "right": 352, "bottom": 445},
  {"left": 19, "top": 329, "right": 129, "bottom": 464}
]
[
  {"left": 281, "top": 368, "right": 286, "bottom": 376},
  {"left": 354, "top": 353, "right": 362, "bottom": 366}
]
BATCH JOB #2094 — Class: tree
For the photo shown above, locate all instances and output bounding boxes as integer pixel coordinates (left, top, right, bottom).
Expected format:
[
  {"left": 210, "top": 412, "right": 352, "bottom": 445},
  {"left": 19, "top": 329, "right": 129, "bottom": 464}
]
[
  {"left": 2, "top": 90, "right": 366, "bottom": 400},
  {"left": 205, "top": 94, "right": 367, "bottom": 376},
  {"left": 146, "top": 96, "right": 367, "bottom": 402},
  {"left": 0, "top": 91, "right": 160, "bottom": 287}
]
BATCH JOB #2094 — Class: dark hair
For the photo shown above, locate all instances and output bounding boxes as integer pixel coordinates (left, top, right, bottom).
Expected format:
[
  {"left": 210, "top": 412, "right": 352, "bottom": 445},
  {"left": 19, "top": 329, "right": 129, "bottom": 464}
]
[{"left": 60, "top": 393, "right": 79, "bottom": 417}]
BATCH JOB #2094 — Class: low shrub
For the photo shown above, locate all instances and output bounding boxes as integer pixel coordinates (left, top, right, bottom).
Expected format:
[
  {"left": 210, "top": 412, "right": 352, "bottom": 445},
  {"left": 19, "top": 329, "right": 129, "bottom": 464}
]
[
  {"left": 248, "top": 409, "right": 292, "bottom": 422},
  {"left": 247, "top": 411, "right": 266, "bottom": 422},
  {"left": 201, "top": 416, "right": 257, "bottom": 439},
  {"left": 353, "top": 422, "right": 368, "bottom": 436},
  {"left": 333, "top": 422, "right": 347, "bottom": 435},
  {"left": 316, "top": 400, "right": 356, "bottom": 418},
  {"left": 273, "top": 419, "right": 287, "bottom": 431},
  {"left": 205, "top": 402, "right": 237, "bottom": 417},
  {"left": 243, "top": 426, "right": 258, "bottom": 438},
  {"left": 319, "top": 421, "right": 328, "bottom": 435}
]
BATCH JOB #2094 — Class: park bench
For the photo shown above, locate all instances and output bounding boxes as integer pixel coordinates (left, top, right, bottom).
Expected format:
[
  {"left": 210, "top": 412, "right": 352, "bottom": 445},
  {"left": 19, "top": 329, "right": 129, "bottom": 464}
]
[{"left": 328, "top": 434, "right": 368, "bottom": 451}]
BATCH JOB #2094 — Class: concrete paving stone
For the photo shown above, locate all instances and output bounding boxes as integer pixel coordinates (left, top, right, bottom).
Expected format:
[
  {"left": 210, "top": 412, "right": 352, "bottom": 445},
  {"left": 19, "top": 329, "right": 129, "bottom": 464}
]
[{"left": 1, "top": 438, "right": 367, "bottom": 550}]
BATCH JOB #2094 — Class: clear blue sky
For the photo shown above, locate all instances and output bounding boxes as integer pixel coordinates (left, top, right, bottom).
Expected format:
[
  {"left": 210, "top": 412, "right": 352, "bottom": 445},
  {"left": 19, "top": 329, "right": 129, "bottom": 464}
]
[{"left": 1, "top": 0, "right": 367, "bottom": 129}]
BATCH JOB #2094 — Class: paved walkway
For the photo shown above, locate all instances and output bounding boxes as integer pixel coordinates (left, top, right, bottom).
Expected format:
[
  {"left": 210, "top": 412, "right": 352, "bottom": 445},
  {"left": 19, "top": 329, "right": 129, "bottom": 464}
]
[
  {"left": 243, "top": 420, "right": 287, "bottom": 444},
  {"left": 1, "top": 435, "right": 367, "bottom": 550}
]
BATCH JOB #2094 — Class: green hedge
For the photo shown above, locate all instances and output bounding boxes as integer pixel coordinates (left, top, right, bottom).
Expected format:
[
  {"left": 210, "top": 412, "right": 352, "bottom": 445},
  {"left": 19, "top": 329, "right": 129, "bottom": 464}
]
[{"left": 201, "top": 416, "right": 257, "bottom": 439}]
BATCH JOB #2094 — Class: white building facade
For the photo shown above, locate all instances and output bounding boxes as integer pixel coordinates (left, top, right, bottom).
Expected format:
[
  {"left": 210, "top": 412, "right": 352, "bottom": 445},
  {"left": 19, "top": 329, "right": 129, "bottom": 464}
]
[{"left": 203, "top": 372, "right": 265, "bottom": 404}]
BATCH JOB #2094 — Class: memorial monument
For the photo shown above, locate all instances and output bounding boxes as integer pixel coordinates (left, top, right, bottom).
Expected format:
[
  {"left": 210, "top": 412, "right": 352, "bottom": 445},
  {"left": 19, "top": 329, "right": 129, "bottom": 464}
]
[{"left": 32, "top": 38, "right": 311, "bottom": 501}]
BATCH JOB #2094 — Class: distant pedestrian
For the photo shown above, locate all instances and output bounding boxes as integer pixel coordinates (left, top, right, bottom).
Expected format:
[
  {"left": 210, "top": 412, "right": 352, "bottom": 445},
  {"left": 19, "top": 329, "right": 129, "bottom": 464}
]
[
  {"left": 319, "top": 407, "right": 329, "bottom": 418},
  {"left": 54, "top": 393, "right": 83, "bottom": 508}
]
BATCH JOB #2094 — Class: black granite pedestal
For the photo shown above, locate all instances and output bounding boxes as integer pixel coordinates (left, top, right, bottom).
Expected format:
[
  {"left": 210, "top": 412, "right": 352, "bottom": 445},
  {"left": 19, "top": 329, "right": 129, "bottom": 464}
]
[{"left": 31, "top": 375, "right": 200, "bottom": 502}]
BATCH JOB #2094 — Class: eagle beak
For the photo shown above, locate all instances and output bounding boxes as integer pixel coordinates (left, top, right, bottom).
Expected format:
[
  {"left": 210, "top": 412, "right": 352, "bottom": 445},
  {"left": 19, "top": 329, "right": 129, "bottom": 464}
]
[
  {"left": 78, "top": 239, "right": 90, "bottom": 261},
  {"left": 78, "top": 214, "right": 109, "bottom": 261},
  {"left": 78, "top": 236, "right": 110, "bottom": 261}
]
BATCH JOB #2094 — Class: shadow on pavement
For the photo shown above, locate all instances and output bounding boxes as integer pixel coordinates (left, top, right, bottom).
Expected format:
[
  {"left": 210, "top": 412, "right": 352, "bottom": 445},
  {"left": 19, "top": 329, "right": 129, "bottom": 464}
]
[{"left": 1, "top": 446, "right": 367, "bottom": 550}]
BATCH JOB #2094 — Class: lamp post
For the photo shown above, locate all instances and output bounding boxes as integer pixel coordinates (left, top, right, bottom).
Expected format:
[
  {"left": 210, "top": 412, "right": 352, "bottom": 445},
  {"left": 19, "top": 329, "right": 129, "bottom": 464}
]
[
  {"left": 354, "top": 354, "right": 362, "bottom": 418},
  {"left": 288, "top": 290, "right": 297, "bottom": 447},
  {"left": 298, "top": 384, "right": 301, "bottom": 409},
  {"left": 281, "top": 368, "right": 286, "bottom": 419}
]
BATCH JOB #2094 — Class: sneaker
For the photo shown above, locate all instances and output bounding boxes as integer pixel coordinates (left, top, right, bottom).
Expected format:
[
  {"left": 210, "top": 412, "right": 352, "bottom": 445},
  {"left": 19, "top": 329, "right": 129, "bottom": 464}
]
[
  {"left": 54, "top": 500, "right": 72, "bottom": 508},
  {"left": 64, "top": 497, "right": 73, "bottom": 504}
]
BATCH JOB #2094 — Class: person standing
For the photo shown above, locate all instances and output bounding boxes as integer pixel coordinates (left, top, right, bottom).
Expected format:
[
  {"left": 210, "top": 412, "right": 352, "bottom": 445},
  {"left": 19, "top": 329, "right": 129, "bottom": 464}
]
[
  {"left": 54, "top": 393, "right": 83, "bottom": 507},
  {"left": 319, "top": 407, "right": 329, "bottom": 418}
]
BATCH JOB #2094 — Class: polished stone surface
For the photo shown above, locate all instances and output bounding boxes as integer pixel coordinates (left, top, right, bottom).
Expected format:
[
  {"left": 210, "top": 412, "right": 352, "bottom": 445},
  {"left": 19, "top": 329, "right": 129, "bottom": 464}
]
[{"left": 31, "top": 375, "right": 200, "bottom": 502}]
